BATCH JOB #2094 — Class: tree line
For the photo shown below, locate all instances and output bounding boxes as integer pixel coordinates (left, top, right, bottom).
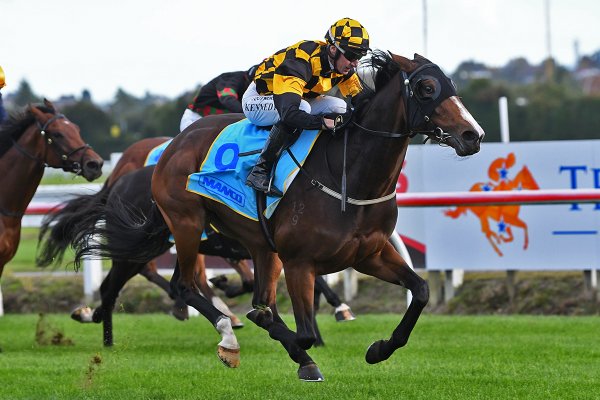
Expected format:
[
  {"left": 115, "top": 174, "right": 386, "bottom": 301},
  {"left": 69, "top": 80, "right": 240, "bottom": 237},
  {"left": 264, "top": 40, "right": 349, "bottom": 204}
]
[{"left": 4, "top": 52, "right": 600, "bottom": 159}]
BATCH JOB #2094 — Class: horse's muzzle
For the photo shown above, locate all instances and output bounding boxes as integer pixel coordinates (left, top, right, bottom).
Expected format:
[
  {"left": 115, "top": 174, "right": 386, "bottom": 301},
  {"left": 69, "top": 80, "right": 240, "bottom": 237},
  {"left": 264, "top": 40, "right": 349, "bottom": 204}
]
[{"left": 82, "top": 159, "right": 104, "bottom": 181}]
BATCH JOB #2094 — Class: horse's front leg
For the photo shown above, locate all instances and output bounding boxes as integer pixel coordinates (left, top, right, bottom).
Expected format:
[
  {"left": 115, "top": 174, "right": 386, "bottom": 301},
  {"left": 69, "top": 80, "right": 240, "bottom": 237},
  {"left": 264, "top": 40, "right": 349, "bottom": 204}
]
[
  {"left": 246, "top": 251, "right": 322, "bottom": 381},
  {"left": 283, "top": 263, "right": 317, "bottom": 350},
  {"left": 0, "top": 220, "right": 21, "bottom": 278},
  {"left": 354, "top": 241, "right": 429, "bottom": 364}
]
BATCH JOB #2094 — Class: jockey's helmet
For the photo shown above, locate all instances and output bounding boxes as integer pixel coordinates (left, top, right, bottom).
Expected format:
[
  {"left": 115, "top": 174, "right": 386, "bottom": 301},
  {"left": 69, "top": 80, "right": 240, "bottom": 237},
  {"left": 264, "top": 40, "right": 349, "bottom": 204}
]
[
  {"left": 0, "top": 66, "right": 5, "bottom": 89},
  {"left": 325, "top": 18, "right": 370, "bottom": 62}
]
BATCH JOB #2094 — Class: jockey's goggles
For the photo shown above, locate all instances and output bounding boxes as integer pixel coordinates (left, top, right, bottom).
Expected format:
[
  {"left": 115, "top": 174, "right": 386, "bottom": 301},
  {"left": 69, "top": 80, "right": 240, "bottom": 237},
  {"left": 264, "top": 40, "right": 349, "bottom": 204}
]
[{"left": 335, "top": 43, "right": 368, "bottom": 62}]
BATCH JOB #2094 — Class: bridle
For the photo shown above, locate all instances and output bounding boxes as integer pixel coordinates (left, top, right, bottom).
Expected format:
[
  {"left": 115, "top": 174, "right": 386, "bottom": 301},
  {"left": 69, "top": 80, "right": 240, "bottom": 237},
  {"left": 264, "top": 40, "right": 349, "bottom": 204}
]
[
  {"left": 11, "top": 113, "right": 92, "bottom": 174},
  {"left": 350, "top": 62, "right": 456, "bottom": 145},
  {"left": 0, "top": 112, "right": 93, "bottom": 218}
]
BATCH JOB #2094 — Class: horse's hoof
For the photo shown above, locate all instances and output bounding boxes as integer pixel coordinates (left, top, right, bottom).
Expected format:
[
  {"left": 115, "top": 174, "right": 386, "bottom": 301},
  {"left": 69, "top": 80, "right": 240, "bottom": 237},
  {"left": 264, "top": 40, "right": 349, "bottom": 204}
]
[
  {"left": 230, "top": 314, "right": 244, "bottom": 329},
  {"left": 171, "top": 306, "right": 189, "bottom": 321},
  {"left": 209, "top": 275, "right": 228, "bottom": 290},
  {"left": 217, "top": 345, "right": 240, "bottom": 368},
  {"left": 297, "top": 362, "right": 324, "bottom": 382},
  {"left": 334, "top": 304, "right": 356, "bottom": 322},
  {"left": 71, "top": 306, "right": 93, "bottom": 323},
  {"left": 245, "top": 307, "right": 273, "bottom": 328},
  {"left": 365, "top": 339, "right": 390, "bottom": 364}
]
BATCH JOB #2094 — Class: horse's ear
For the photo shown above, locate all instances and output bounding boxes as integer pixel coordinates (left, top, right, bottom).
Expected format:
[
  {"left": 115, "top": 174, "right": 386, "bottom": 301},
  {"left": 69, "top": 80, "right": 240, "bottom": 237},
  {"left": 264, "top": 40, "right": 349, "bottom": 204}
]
[
  {"left": 43, "top": 98, "right": 55, "bottom": 111},
  {"left": 392, "top": 53, "right": 414, "bottom": 70},
  {"left": 413, "top": 53, "right": 432, "bottom": 63},
  {"left": 28, "top": 103, "right": 45, "bottom": 120}
]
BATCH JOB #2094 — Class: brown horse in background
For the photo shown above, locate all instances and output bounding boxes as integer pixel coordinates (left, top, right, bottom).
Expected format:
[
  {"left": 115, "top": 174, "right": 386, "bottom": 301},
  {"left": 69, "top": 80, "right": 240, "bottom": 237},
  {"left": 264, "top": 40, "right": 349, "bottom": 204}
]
[
  {"left": 36, "top": 137, "right": 252, "bottom": 339},
  {"left": 0, "top": 99, "right": 103, "bottom": 279},
  {"left": 70, "top": 51, "right": 484, "bottom": 380}
]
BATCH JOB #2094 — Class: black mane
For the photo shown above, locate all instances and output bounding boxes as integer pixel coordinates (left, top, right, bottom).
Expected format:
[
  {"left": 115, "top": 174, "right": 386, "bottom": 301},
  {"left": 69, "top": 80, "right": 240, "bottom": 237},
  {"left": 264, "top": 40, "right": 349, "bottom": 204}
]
[
  {"left": 0, "top": 105, "right": 55, "bottom": 158},
  {"left": 354, "top": 50, "right": 402, "bottom": 112}
]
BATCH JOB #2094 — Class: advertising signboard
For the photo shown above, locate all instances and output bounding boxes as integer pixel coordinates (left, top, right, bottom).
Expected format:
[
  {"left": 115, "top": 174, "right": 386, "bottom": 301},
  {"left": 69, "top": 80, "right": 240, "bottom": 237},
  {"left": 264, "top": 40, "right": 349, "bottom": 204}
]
[{"left": 396, "top": 140, "right": 600, "bottom": 270}]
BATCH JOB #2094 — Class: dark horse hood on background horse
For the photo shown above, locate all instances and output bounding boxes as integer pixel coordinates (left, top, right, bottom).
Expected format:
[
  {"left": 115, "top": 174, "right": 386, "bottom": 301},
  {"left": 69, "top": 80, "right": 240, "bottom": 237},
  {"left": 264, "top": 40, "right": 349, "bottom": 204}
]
[
  {"left": 69, "top": 51, "right": 484, "bottom": 381},
  {"left": 0, "top": 99, "right": 103, "bottom": 279}
]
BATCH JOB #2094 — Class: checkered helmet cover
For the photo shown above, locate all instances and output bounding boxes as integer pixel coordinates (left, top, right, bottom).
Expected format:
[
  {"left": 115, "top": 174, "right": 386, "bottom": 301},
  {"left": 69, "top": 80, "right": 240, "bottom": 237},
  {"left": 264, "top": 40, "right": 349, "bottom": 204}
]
[{"left": 325, "top": 18, "right": 370, "bottom": 53}]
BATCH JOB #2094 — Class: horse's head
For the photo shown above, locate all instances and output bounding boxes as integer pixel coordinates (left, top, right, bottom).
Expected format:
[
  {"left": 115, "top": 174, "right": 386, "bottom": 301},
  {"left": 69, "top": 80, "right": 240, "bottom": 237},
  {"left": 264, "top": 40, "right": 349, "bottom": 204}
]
[
  {"left": 28, "top": 99, "right": 103, "bottom": 181},
  {"left": 393, "top": 53, "right": 485, "bottom": 156}
]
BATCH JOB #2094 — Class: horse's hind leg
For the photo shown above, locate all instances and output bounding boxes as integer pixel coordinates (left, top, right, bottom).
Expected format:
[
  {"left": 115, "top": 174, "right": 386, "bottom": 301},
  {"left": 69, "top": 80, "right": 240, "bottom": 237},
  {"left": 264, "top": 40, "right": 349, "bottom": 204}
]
[
  {"left": 209, "top": 258, "right": 254, "bottom": 298},
  {"left": 246, "top": 252, "right": 322, "bottom": 381},
  {"left": 170, "top": 259, "right": 240, "bottom": 368},
  {"left": 139, "top": 260, "right": 189, "bottom": 321},
  {"left": 315, "top": 275, "right": 355, "bottom": 322},
  {"left": 193, "top": 254, "right": 244, "bottom": 328},
  {"left": 354, "top": 241, "right": 429, "bottom": 364},
  {"left": 88, "top": 260, "right": 143, "bottom": 346}
]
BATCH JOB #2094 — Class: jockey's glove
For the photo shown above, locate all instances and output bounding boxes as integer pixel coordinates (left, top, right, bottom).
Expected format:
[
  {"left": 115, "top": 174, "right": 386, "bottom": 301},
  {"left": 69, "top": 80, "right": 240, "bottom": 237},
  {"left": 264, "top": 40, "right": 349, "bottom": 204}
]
[{"left": 321, "top": 107, "right": 353, "bottom": 134}]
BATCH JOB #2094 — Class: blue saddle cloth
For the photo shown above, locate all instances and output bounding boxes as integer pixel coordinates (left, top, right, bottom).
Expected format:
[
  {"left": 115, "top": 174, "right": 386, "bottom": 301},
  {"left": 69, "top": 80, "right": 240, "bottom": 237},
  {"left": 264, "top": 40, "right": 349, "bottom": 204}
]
[
  {"left": 186, "top": 119, "right": 321, "bottom": 220},
  {"left": 144, "top": 139, "right": 173, "bottom": 167}
]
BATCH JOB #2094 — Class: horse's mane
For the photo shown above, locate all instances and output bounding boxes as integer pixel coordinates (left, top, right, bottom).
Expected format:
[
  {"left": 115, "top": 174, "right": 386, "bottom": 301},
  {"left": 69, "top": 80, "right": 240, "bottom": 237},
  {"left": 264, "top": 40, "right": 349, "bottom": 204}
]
[
  {"left": 0, "top": 104, "right": 55, "bottom": 158},
  {"left": 354, "top": 50, "right": 402, "bottom": 112}
]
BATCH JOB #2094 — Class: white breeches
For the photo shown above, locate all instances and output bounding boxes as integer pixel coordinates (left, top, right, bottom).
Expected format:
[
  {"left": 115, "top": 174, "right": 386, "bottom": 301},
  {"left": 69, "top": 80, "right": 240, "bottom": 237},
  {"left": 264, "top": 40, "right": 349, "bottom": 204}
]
[
  {"left": 241, "top": 81, "right": 347, "bottom": 127},
  {"left": 180, "top": 109, "right": 202, "bottom": 132}
]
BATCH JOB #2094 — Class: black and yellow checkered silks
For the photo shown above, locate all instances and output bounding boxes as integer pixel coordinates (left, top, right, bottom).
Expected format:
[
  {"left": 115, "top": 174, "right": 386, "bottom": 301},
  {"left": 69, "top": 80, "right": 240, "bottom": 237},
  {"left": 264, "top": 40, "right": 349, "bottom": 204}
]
[
  {"left": 253, "top": 40, "right": 362, "bottom": 99},
  {"left": 326, "top": 17, "right": 369, "bottom": 51}
]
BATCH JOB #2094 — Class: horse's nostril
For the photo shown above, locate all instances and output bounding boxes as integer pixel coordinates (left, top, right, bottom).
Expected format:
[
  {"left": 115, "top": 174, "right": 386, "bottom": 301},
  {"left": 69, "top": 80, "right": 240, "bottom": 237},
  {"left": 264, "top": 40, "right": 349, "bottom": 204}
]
[
  {"left": 86, "top": 160, "right": 103, "bottom": 171},
  {"left": 462, "top": 131, "right": 479, "bottom": 143}
]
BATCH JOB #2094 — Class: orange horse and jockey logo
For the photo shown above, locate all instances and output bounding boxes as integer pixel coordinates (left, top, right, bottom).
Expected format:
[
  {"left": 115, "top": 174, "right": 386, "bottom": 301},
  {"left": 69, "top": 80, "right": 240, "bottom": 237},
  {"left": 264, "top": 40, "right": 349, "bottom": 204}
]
[{"left": 444, "top": 152, "right": 540, "bottom": 256}]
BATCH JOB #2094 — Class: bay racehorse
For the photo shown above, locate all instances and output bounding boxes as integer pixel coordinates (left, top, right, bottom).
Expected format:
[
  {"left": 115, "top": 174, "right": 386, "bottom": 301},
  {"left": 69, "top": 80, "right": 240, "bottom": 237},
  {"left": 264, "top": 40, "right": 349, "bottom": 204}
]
[
  {"left": 0, "top": 99, "right": 103, "bottom": 279},
  {"left": 36, "top": 137, "right": 351, "bottom": 348},
  {"left": 70, "top": 52, "right": 484, "bottom": 380}
]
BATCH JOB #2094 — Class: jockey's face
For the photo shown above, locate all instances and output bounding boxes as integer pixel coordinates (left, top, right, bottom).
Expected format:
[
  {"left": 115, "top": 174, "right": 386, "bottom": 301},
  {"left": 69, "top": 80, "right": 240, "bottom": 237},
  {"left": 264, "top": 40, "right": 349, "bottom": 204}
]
[{"left": 328, "top": 45, "right": 359, "bottom": 75}]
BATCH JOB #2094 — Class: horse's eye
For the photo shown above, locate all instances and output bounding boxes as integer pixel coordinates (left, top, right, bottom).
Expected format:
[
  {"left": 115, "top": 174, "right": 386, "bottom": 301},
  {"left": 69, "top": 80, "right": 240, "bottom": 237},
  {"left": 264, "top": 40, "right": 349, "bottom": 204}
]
[
  {"left": 50, "top": 132, "right": 64, "bottom": 139},
  {"left": 417, "top": 83, "right": 434, "bottom": 99}
]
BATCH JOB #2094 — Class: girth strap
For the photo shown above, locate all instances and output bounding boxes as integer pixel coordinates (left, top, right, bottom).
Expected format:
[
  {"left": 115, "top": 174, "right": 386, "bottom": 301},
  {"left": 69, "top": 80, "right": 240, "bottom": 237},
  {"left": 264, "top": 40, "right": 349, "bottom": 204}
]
[{"left": 309, "top": 179, "right": 396, "bottom": 206}]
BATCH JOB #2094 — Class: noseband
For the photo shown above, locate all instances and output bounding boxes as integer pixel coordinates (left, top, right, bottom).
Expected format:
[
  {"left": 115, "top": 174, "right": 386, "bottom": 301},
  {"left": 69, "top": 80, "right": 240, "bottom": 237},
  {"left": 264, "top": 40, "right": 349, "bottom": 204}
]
[{"left": 12, "top": 113, "right": 92, "bottom": 174}]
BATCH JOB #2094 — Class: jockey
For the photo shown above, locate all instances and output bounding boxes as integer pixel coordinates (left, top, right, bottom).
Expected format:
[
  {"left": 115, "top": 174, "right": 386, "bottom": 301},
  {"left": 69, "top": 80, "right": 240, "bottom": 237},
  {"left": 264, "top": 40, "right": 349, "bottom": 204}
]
[
  {"left": 242, "top": 17, "right": 370, "bottom": 197},
  {"left": 179, "top": 66, "right": 257, "bottom": 132},
  {"left": 0, "top": 65, "right": 6, "bottom": 124}
]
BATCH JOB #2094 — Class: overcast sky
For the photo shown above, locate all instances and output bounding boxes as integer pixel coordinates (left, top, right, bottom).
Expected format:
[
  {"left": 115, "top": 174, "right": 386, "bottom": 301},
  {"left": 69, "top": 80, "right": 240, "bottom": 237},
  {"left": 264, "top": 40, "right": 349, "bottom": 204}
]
[{"left": 2, "top": 0, "right": 599, "bottom": 103}]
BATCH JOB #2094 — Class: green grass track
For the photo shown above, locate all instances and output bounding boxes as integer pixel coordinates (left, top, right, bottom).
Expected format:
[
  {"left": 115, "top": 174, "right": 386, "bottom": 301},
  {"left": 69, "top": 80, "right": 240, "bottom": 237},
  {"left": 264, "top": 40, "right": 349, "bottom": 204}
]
[{"left": 0, "top": 314, "right": 598, "bottom": 399}]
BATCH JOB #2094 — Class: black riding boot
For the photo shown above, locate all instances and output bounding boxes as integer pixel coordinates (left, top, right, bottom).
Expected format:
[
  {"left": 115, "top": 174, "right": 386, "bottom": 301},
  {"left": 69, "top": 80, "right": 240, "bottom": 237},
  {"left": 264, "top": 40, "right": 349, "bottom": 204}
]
[{"left": 245, "top": 122, "right": 293, "bottom": 197}]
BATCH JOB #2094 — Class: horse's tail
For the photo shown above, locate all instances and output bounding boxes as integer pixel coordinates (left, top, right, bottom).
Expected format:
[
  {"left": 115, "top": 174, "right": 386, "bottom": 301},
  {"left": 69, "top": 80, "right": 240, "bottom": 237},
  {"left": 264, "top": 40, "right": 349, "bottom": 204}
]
[
  {"left": 36, "top": 183, "right": 112, "bottom": 268},
  {"left": 70, "top": 194, "right": 172, "bottom": 270}
]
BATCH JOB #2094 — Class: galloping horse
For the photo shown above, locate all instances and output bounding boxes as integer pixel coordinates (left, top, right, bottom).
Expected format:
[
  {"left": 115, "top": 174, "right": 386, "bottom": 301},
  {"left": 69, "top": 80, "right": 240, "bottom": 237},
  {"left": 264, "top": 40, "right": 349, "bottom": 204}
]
[
  {"left": 0, "top": 99, "right": 103, "bottom": 278},
  {"left": 37, "top": 136, "right": 351, "bottom": 347},
  {"left": 71, "top": 52, "right": 484, "bottom": 380}
]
